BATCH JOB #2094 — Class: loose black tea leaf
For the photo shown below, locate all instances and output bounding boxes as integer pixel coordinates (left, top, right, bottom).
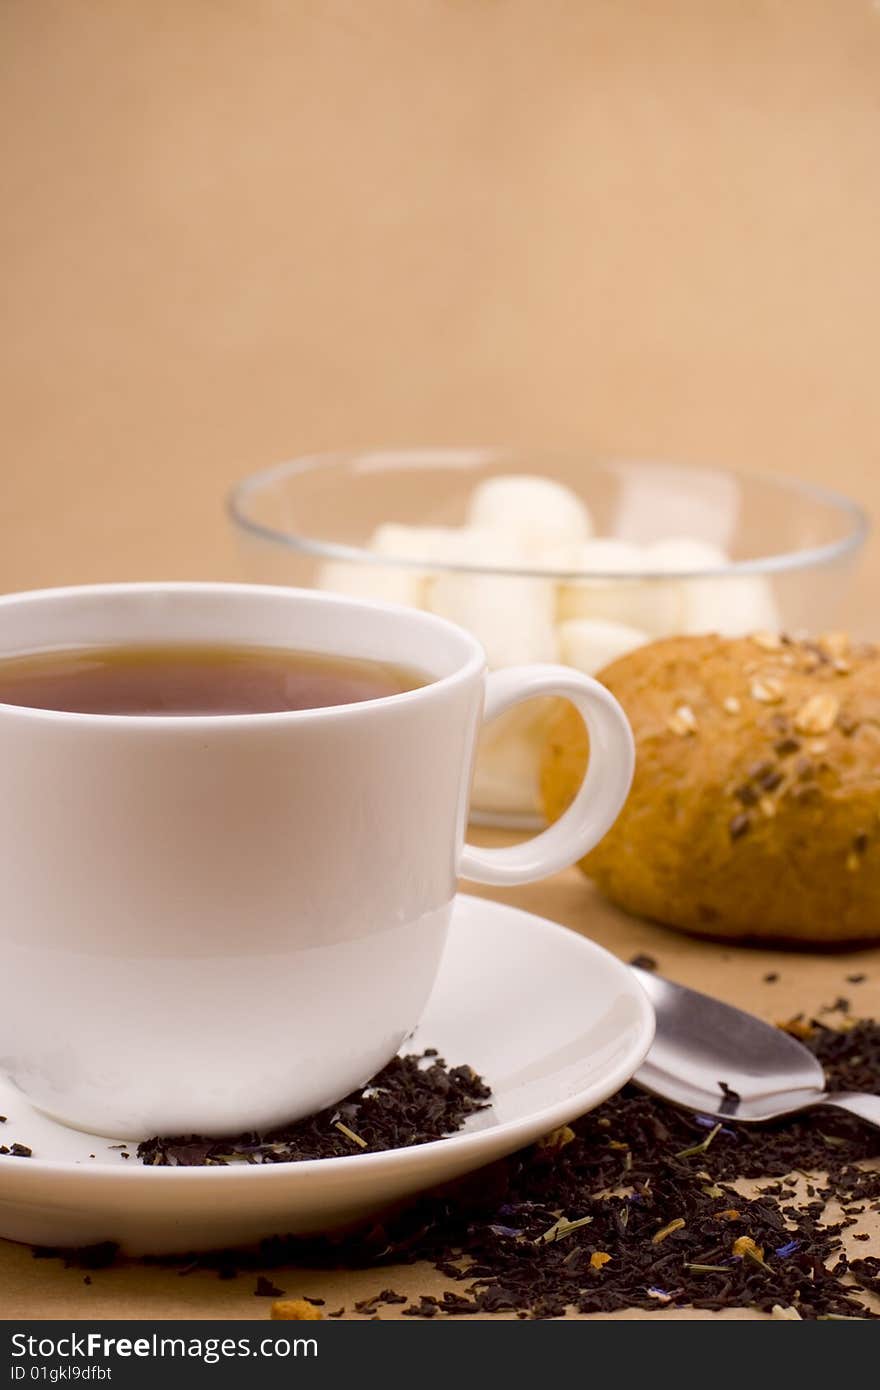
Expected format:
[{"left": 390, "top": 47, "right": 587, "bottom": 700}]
[
  {"left": 137, "top": 1053, "right": 490, "bottom": 1167},
  {"left": 254, "top": 1276, "right": 285, "bottom": 1298},
  {"left": 28, "top": 1019, "right": 880, "bottom": 1319},
  {"left": 822, "top": 997, "right": 852, "bottom": 1016},
  {"left": 31, "top": 1242, "right": 118, "bottom": 1271},
  {"left": 629, "top": 954, "right": 658, "bottom": 971}
]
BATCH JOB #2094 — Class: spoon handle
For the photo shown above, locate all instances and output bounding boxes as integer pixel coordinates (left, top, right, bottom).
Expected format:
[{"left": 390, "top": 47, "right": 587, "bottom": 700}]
[{"left": 820, "top": 1091, "right": 880, "bottom": 1130}]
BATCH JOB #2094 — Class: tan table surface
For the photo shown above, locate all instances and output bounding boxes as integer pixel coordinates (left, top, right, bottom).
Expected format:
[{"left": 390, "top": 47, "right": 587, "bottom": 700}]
[{"left": 2, "top": 0, "right": 880, "bottom": 1321}]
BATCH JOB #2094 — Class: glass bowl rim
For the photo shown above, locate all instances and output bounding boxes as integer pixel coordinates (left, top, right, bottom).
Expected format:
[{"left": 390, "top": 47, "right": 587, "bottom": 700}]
[{"left": 227, "top": 448, "right": 870, "bottom": 583}]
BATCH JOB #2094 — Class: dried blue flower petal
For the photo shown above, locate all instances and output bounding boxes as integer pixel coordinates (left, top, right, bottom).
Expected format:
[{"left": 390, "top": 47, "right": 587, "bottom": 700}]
[
  {"left": 488, "top": 1224, "right": 522, "bottom": 1239},
  {"left": 775, "top": 1239, "right": 800, "bottom": 1258},
  {"left": 692, "top": 1115, "right": 736, "bottom": 1138},
  {"left": 647, "top": 1286, "right": 673, "bottom": 1304}
]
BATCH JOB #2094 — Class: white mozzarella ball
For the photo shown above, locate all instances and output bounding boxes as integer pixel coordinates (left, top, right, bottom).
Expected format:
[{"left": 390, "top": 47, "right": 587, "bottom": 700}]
[
  {"left": 557, "top": 537, "right": 647, "bottom": 581},
  {"left": 558, "top": 618, "right": 648, "bottom": 675},
  {"left": 471, "top": 700, "right": 556, "bottom": 818},
  {"left": 317, "top": 560, "right": 425, "bottom": 609},
  {"left": 371, "top": 522, "right": 530, "bottom": 570},
  {"left": 428, "top": 572, "right": 557, "bottom": 668},
  {"left": 451, "top": 526, "right": 533, "bottom": 568},
  {"left": 682, "top": 575, "right": 781, "bottom": 637},
  {"left": 558, "top": 539, "right": 682, "bottom": 634},
  {"left": 643, "top": 537, "right": 729, "bottom": 573},
  {"left": 577, "top": 538, "right": 646, "bottom": 573},
  {"left": 466, "top": 475, "right": 593, "bottom": 550},
  {"left": 370, "top": 523, "right": 471, "bottom": 565},
  {"left": 524, "top": 539, "right": 584, "bottom": 572},
  {"left": 559, "top": 578, "right": 682, "bottom": 636}
]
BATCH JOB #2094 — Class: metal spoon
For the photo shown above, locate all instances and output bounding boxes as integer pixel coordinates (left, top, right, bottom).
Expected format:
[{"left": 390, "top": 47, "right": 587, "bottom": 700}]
[{"left": 632, "top": 967, "right": 880, "bottom": 1130}]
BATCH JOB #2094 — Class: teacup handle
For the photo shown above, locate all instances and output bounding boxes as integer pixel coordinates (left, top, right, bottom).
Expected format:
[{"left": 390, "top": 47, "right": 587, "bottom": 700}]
[{"left": 459, "top": 664, "right": 635, "bottom": 887}]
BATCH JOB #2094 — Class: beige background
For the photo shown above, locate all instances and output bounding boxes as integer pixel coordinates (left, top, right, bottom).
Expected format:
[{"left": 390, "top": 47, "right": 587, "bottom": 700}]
[
  {"left": 2, "top": 0, "right": 879, "bottom": 605},
  {"left": 2, "top": 0, "right": 880, "bottom": 1320}
]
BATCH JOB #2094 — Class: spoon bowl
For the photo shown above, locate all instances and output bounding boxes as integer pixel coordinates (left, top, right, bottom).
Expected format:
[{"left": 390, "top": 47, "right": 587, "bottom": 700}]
[{"left": 633, "top": 968, "right": 880, "bottom": 1130}]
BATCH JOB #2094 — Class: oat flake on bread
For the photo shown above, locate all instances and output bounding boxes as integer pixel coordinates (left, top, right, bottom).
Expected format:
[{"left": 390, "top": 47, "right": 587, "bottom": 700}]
[{"left": 540, "top": 632, "right": 880, "bottom": 944}]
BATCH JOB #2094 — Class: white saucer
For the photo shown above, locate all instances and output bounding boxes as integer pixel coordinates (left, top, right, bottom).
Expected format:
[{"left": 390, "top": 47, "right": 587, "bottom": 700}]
[{"left": 0, "top": 896, "right": 654, "bottom": 1254}]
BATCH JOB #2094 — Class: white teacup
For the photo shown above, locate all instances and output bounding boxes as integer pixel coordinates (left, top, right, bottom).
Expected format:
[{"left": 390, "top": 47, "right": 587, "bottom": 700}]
[{"left": 0, "top": 582, "right": 634, "bottom": 1137}]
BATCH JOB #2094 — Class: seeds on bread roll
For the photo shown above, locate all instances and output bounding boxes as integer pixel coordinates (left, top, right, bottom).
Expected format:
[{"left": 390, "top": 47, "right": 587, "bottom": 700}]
[{"left": 540, "top": 632, "right": 880, "bottom": 944}]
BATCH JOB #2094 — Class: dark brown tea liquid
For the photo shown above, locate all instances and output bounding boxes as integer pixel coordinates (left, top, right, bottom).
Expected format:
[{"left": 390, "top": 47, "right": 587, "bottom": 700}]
[{"left": 0, "top": 643, "right": 426, "bottom": 715}]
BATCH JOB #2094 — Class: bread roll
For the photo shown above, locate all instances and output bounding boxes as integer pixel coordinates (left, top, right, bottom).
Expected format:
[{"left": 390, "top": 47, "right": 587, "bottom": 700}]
[{"left": 541, "top": 632, "right": 880, "bottom": 943}]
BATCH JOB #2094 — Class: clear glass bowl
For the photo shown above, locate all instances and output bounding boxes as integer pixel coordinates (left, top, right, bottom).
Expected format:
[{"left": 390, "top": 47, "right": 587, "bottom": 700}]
[{"left": 228, "top": 449, "right": 868, "bottom": 825}]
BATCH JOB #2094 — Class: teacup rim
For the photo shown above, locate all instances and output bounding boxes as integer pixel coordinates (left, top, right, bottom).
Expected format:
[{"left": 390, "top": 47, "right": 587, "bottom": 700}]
[{"left": 0, "top": 580, "right": 487, "bottom": 727}]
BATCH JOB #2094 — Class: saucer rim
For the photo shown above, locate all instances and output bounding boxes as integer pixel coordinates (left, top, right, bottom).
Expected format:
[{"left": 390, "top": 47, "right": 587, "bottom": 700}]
[{"left": 1, "top": 895, "right": 655, "bottom": 1184}]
